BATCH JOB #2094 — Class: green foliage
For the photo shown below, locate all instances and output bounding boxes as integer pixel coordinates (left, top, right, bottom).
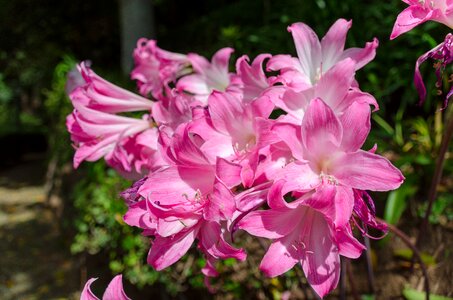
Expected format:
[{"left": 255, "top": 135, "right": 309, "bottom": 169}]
[
  {"left": 0, "top": 0, "right": 121, "bottom": 138},
  {"left": 384, "top": 183, "right": 417, "bottom": 225},
  {"left": 43, "top": 56, "right": 77, "bottom": 163},
  {"left": 71, "top": 163, "right": 156, "bottom": 287},
  {"left": 0, "top": 67, "right": 45, "bottom": 135},
  {"left": 418, "top": 195, "right": 453, "bottom": 225},
  {"left": 0, "top": 74, "right": 13, "bottom": 103},
  {"left": 403, "top": 287, "right": 453, "bottom": 300},
  {"left": 393, "top": 248, "right": 436, "bottom": 266},
  {"left": 371, "top": 100, "right": 452, "bottom": 227},
  {"left": 71, "top": 164, "right": 131, "bottom": 255}
]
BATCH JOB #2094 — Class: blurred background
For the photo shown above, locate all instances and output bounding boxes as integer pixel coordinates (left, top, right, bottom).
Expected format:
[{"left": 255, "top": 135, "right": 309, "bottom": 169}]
[{"left": 0, "top": 0, "right": 452, "bottom": 299}]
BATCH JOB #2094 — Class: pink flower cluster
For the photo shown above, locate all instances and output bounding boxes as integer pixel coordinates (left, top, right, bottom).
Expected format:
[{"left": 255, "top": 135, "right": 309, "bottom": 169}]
[
  {"left": 69, "top": 19, "right": 404, "bottom": 298},
  {"left": 392, "top": 0, "right": 453, "bottom": 107}
]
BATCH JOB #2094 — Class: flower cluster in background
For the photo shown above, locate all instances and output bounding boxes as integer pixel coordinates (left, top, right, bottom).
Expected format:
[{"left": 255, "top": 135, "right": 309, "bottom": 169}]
[
  {"left": 68, "top": 18, "right": 404, "bottom": 298},
  {"left": 391, "top": 0, "right": 453, "bottom": 107}
]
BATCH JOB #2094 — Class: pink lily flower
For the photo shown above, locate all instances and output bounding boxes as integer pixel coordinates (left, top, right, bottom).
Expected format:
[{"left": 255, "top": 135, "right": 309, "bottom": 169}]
[
  {"left": 238, "top": 181, "right": 365, "bottom": 298},
  {"left": 177, "top": 48, "right": 242, "bottom": 104},
  {"left": 391, "top": 0, "right": 453, "bottom": 40},
  {"left": 151, "top": 89, "right": 196, "bottom": 132},
  {"left": 105, "top": 128, "right": 165, "bottom": 178},
  {"left": 66, "top": 62, "right": 89, "bottom": 94},
  {"left": 353, "top": 190, "right": 388, "bottom": 236},
  {"left": 270, "top": 58, "right": 378, "bottom": 123},
  {"left": 271, "top": 98, "right": 404, "bottom": 225},
  {"left": 192, "top": 91, "right": 266, "bottom": 161},
  {"left": 268, "top": 19, "right": 378, "bottom": 90},
  {"left": 66, "top": 102, "right": 161, "bottom": 179},
  {"left": 236, "top": 54, "right": 274, "bottom": 103},
  {"left": 131, "top": 39, "right": 191, "bottom": 98},
  {"left": 239, "top": 140, "right": 295, "bottom": 188},
  {"left": 188, "top": 90, "right": 284, "bottom": 188},
  {"left": 414, "top": 33, "right": 453, "bottom": 107},
  {"left": 72, "top": 62, "right": 154, "bottom": 114},
  {"left": 81, "top": 275, "right": 130, "bottom": 300},
  {"left": 67, "top": 103, "right": 151, "bottom": 166},
  {"left": 123, "top": 124, "right": 245, "bottom": 271},
  {"left": 67, "top": 62, "right": 166, "bottom": 177}
]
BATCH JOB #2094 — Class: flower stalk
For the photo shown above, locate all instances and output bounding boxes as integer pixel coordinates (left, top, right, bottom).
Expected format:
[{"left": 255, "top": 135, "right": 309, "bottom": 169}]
[{"left": 417, "top": 106, "right": 453, "bottom": 247}]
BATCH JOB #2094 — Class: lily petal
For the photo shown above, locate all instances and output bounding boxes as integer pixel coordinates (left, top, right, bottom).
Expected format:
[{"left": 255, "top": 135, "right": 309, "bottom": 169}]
[{"left": 331, "top": 150, "right": 404, "bottom": 191}]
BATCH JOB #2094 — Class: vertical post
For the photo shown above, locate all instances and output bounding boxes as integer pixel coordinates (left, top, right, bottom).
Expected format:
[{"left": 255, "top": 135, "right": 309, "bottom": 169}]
[{"left": 119, "top": 0, "right": 155, "bottom": 75}]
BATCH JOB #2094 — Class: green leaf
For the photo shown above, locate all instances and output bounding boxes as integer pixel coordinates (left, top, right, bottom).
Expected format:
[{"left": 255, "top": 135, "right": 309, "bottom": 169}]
[
  {"left": 109, "top": 260, "right": 123, "bottom": 273},
  {"left": 395, "top": 104, "right": 405, "bottom": 146},
  {"left": 393, "top": 248, "right": 436, "bottom": 266},
  {"left": 384, "top": 184, "right": 417, "bottom": 225},
  {"left": 403, "top": 287, "right": 453, "bottom": 300},
  {"left": 224, "top": 258, "right": 237, "bottom": 267},
  {"left": 372, "top": 114, "right": 394, "bottom": 136},
  {"left": 414, "top": 155, "right": 432, "bottom": 166}
]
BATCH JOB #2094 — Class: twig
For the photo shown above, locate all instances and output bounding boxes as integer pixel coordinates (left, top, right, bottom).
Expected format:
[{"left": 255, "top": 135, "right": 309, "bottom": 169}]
[
  {"left": 345, "top": 260, "right": 360, "bottom": 300},
  {"left": 417, "top": 108, "right": 453, "bottom": 247},
  {"left": 377, "top": 218, "right": 430, "bottom": 300},
  {"left": 339, "top": 258, "right": 346, "bottom": 300},
  {"left": 363, "top": 226, "right": 375, "bottom": 294}
]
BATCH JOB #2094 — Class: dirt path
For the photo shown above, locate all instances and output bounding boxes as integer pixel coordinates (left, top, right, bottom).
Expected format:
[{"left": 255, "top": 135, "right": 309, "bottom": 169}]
[{"left": 0, "top": 159, "right": 80, "bottom": 300}]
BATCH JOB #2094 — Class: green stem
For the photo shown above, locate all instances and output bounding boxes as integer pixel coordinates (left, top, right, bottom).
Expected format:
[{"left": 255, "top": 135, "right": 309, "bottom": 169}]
[
  {"left": 363, "top": 226, "right": 375, "bottom": 294},
  {"left": 416, "top": 108, "right": 453, "bottom": 248}
]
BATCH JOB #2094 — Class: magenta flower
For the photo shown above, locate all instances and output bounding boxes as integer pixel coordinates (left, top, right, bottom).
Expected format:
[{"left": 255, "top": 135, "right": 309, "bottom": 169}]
[
  {"left": 67, "top": 104, "right": 152, "bottom": 168},
  {"left": 132, "top": 39, "right": 190, "bottom": 98},
  {"left": 270, "top": 58, "right": 378, "bottom": 123},
  {"left": 73, "top": 62, "right": 154, "bottom": 113},
  {"left": 151, "top": 90, "right": 195, "bottom": 132},
  {"left": 272, "top": 99, "right": 403, "bottom": 197},
  {"left": 106, "top": 129, "right": 165, "bottom": 178},
  {"left": 190, "top": 91, "right": 271, "bottom": 161},
  {"left": 391, "top": 0, "right": 453, "bottom": 40},
  {"left": 66, "top": 62, "right": 163, "bottom": 177},
  {"left": 81, "top": 275, "right": 130, "bottom": 300},
  {"left": 176, "top": 48, "right": 242, "bottom": 104},
  {"left": 415, "top": 33, "right": 453, "bottom": 107},
  {"left": 124, "top": 124, "right": 245, "bottom": 272},
  {"left": 235, "top": 54, "right": 274, "bottom": 103},
  {"left": 239, "top": 97, "right": 402, "bottom": 298},
  {"left": 239, "top": 181, "right": 365, "bottom": 298},
  {"left": 268, "top": 19, "right": 378, "bottom": 90},
  {"left": 64, "top": 18, "right": 407, "bottom": 299},
  {"left": 66, "top": 62, "right": 89, "bottom": 94},
  {"left": 353, "top": 190, "right": 388, "bottom": 235}
]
